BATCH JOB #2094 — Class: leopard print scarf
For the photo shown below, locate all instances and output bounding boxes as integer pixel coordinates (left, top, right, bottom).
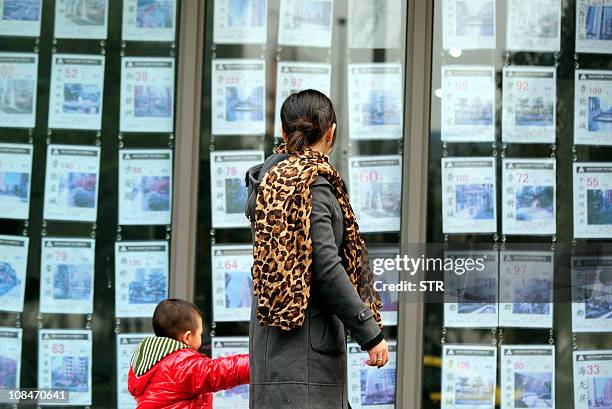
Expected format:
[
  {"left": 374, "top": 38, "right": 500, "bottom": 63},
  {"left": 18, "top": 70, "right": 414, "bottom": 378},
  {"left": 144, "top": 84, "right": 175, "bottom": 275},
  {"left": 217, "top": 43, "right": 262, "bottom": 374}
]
[{"left": 252, "top": 143, "right": 382, "bottom": 331}]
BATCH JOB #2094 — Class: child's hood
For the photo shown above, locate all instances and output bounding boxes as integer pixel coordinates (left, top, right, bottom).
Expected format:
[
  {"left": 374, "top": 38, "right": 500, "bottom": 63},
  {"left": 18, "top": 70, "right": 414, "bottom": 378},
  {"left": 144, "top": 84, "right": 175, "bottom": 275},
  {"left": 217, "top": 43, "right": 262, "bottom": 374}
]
[{"left": 128, "top": 336, "right": 190, "bottom": 396}]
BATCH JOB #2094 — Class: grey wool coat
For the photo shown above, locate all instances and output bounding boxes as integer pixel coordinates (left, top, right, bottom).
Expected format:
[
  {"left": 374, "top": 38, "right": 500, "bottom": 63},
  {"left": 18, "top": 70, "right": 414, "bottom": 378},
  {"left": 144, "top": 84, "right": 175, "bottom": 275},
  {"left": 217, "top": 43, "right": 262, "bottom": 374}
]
[{"left": 245, "top": 153, "right": 383, "bottom": 409}]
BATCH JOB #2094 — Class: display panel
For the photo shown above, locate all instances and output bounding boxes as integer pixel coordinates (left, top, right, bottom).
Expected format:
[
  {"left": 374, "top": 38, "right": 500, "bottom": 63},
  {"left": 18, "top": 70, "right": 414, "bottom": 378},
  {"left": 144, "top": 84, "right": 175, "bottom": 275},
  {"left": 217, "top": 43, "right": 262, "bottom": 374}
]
[
  {"left": 0, "top": 0, "right": 42, "bottom": 37},
  {"left": 348, "top": 155, "right": 402, "bottom": 233},
  {"left": 48, "top": 54, "right": 105, "bottom": 131},
  {"left": 573, "top": 163, "right": 612, "bottom": 239},
  {"left": 277, "top": 0, "right": 334, "bottom": 48},
  {"left": 442, "top": 0, "right": 495, "bottom": 50},
  {"left": 573, "top": 350, "right": 612, "bottom": 409},
  {"left": 500, "top": 345, "right": 555, "bottom": 409},
  {"left": 211, "top": 244, "right": 253, "bottom": 323},
  {"left": 0, "top": 143, "right": 33, "bottom": 220},
  {"left": 118, "top": 149, "right": 173, "bottom": 226},
  {"left": 574, "top": 70, "right": 612, "bottom": 146},
  {"left": 498, "top": 251, "right": 553, "bottom": 329},
  {"left": 213, "top": 0, "right": 267, "bottom": 45},
  {"left": 0, "top": 327, "right": 22, "bottom": 389},
  {"left": 39, "top": 237, "right": 95, "bottom": 315},
  {"left": 274, "top": 62, "right": 331, "bottom": 138},
  {"left": 576, "top": 0, "right": 612, "bottom": 54},
  {"left": 38, "top": 329, "right": 93, "bottom": 406},
  {"left": 441, "top": 65, "right": 495, "bottom": 143},
  {"left": 506, "top": 0, "right": 561, "bottom": 52},
  {"left": 348, "top": 63, "right": 403, "bottom": 140},
  {"left": 502, "top": 66, "right": 556, "bottom": 144},
  {"left": 347, "top": 341, "right": 397, "bottom": 409},
  {"left": 116, "top": 333, "right": 150, "bottom": 409},
  {"left": 210, "top": 150, "right": 263, "bottom": 228},
  {"left": 441, "top": 157, "right": 497, "bottom": 234},
  {"left": 441, "top": 345, "right": 497, "bottom": 409},
  {"left": 369, "top": 246, "right": 399, "bottom": 327},
  {"left": 211, "top": 337, "right": 249, "bottom": 409},
  {"left": 211, "top": 59, "right": 266, "bottom": 136},
  {"left": 0, "top": 52, "right": 38, "bottom": 129},
  {"left": 572, "top": 256, "right": 612, "bottom": 333},
  {"left": 122, "top": 0, "right": 177, "bottom": 42},
  {"left": 53, "top": 0, "right": 109, "bottom": 40},
  {"left": 0, "top": 235, "right": 29, "bottom": 313},
  {"left": 443, "top": 251, "right": 498, "bottom": 328},
  {"left": 347, "top": 0, "right": 402, "bottom": 49},
  {"left": 114, "top": 241, "right": 169, "bottom": 318},
  {"left": 43, "top": 144, "right": 101, "bottom": 223},
  {"left": 120, "top": 57, "right": 175, "bottom": 133},
  {"left": 502, "top": 158, "right": 556, "bottom": 236}
]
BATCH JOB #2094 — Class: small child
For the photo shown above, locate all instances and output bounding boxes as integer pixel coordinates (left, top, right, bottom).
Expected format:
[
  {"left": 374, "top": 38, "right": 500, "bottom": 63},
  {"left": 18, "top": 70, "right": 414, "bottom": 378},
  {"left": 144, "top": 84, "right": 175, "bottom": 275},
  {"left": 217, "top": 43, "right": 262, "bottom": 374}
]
[{"left": 128, "top": 298, "right": 249, "bottom": 409}]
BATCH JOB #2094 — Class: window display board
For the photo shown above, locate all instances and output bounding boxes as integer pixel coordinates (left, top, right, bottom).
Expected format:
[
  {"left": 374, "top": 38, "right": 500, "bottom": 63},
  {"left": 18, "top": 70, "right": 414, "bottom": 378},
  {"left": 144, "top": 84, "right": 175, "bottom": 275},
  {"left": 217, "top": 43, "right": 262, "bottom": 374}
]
[
  {"left": 572, "top": 256, "right": 612, "bottom": 333},
  {"left": 211, "top": 244, "right": 253, "bottom": 323},
  {"left": 442, "top": 0, "right": 495, "bottom": 50},
  {"left": 0, "top": 235, "right": 28, "bottom": 313},
  {"left": 347, "top": 340, "right": 397, "bottom": 409},
  {"left": 116, "top": 333, "right": 151, "bottom": 409},
  {"left": 213, "top": 0, "right": 267, "bottom": 45},
  {"left": 573, "top": 163, "right": 612, "bottom": 239},
  {"left": 0, "top": 0, "right": 42, "bottom": 37},
  {"left": 0, "top": 327, "right": 22, "bottom": 390},
  {"left": 122, "top": 0, "right": 177, "bottom": 42},
  {"left": 0, "top": 143, "right": 33, "bottom": 219},
  {"left": 211, "top": 337, "right": 249, "bottom": 409},
  {"left": 54, "top": 0, "right": 109, "bottom": 40},
  {"left": 573, "top": 350, "right": 612, "bottom": 409},
  {"left": 0, "top": 52, "right": 38, "bottom": 129}
]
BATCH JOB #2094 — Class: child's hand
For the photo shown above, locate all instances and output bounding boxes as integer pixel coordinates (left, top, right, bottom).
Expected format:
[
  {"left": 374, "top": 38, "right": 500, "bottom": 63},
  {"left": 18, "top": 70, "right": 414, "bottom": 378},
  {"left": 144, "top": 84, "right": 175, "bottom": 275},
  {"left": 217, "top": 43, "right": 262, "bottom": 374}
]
[{"left": 366, "top": 339, "right": 389, "bottom": 368}]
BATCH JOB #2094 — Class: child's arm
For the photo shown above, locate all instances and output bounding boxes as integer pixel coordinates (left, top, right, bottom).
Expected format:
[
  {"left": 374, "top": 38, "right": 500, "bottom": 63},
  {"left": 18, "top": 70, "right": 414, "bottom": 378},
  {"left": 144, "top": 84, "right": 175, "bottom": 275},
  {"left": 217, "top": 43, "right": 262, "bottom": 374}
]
[{"left": 175, "top": 352, "right": 250, "bottom": 394}]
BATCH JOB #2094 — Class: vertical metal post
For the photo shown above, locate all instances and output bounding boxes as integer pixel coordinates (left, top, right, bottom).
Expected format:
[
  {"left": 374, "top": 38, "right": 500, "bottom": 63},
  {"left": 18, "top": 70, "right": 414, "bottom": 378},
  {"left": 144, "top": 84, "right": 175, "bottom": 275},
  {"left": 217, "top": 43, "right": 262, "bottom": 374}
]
[
  {"left": 169, "top": 0, "right": 206, "bottom": 301},
  {"left": 396, "top": 0, "right": 434, "bottom": 407}
]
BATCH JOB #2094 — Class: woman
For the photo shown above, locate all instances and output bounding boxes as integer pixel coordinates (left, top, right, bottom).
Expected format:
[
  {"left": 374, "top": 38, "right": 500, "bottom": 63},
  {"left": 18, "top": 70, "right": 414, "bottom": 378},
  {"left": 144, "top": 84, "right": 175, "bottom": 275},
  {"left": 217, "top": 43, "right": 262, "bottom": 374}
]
[{"left": 245, "top": 90, "right": 389, "bottom": 409}]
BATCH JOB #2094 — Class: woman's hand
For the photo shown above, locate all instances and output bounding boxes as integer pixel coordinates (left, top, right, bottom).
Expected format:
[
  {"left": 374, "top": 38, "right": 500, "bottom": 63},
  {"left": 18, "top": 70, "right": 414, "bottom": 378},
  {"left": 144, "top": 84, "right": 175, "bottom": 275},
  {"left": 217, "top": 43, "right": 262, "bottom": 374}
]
[{"left": 366, "top": 339, "right": 389, "bottom": 368}]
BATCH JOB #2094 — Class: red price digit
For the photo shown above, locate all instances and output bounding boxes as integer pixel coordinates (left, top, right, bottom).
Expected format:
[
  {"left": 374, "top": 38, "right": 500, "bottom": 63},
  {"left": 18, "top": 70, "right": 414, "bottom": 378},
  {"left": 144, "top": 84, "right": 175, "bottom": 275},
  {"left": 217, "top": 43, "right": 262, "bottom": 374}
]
[
  {"left": 586, "top": 177, "right": 599, "bottom": 187},
  {"left": 516, "top": 81, "right": 529, "bottom": 91},
  {"left": 225, "top": 167, "right": 237, "bottom": 176},
  {"left": 135, "top": 71, "right": 148, "bottom": 81},
  {"left": 456, "top": 174, "right": 469, "bottom": 182},
  {"left": 587, "top": 364, "right": 600, "bottom": 375},
  {"left": 0, "top": 66, "right": 15, "bottom": 78},
  {"left": 52, "top": 344, "right": 64, "bottom": 354},
  {"left": 64, "top": 68, "right": 78, "bottom": 79},
  {"left": 458, "top": 362, "right": 470, "bottom": 370},
  {"left": 455, "top": 80, "right": 468, "bottom": 90},
  {"left": 224, "top": 260, "right": 238, "bottom": 269},
  {"left": 55, "top": 251, "right": 67, "bottom": 262},
  {"left": 290, "top": 78, "right": 303, "bottom": 88},
  {"left": 513, "top": 362, "right": 525, "bottom": 370},
  {"left": 516, "top": 173, "right": 529, "bottom": 183},
  {"left": 513, "top": 265, "right": 526, "bottom": 277},
  {"left": 360, "top": 170, "right": 379, "bottom": 183},
  {"left": 590, "top": 87, "right": 602, "bottom": 95}
]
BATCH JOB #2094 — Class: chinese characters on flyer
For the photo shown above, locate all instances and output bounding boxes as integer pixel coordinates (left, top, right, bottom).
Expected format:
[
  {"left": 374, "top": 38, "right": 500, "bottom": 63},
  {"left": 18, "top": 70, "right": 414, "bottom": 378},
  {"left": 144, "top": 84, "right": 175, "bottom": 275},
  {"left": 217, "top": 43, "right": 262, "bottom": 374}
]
[
  {"left": 573, "top": 163, "right": 612, "bottom": 239},
  {"left": 278, "top": 0, "right": 334, "bottom": 48},
  {"left": 441, "top": 65, "right": 495, "bottom": 143},
  {"left": 502, "top": 159, "right": 556, "bottom": 236},
  {"left": 120, "top": 57, "right": 175, "bottom": 133},
  {"left": 212, "top": 59, "right": 266, "bottom": 136},
  {"left": 122, "top": 0, "right": 176, "bottom": 42},
  {"left": 442, "top": 158, "right": 497, "bottom": 234},
  {"left": 348, "top": 156, "right": 402, "bottom": 233},
  {"left": 573, "top": 350, "right": 612, "bottom": 409},
  {"left": 0, "top": 143, "right": 33, "bottom": 219},
  {"left": 43, "top": 145, "right": 101, "bottom": 222},
  {"left": 442, "top": 0, "right": 495, "bottom": 50},
  {"left": 48, "top": 54, "right": 105, "bottom": 131},
  {"left": 0, "top": 235, "right": 28, "bottom": 313},
  {"left": 211, "top": 245, "right": 253, "bottom": 323},
  {"left": 54, "top": 0, "right": 109, "bottom": 40},
  {"left": 441, "top": 345, "right": 497, "bottom": 409},
  {"left": 502, "top": 66, "right": 557, "bottom": 144},
  {"left": 38, "top": 329, "right": 93, "bottom": 406},
  {"left": 213, "top": 0, "right": 267, "bottom": 45},
  {"left": 210, "top": 150, "right": 263, "bottom": 228},
  {"left": 39, "top": 237, "right": 95, "bottom": 315},
  {"left": 119, "top": 150, "right": 173, "bottom": 226},
  {"left": 0, "top": 53, "right": 38, "bottom": 129},
  {"left": 347, "top": 341, "right": 397, "bottom": 409},
  {"left": 212, "top": 337, "right": 249, "bottom": 409},
  {"left": 274, "top": 62, "right": 331, "bottom": 138},
  {"left": 348, "top": 63, "right": 403, "bottom": 140},
  {"left": 574, "top": 70, "right": 612, "bottom": 146},
  {"left": 500, "top": 345, "right": 555, "bottom": 409},
  {"left": 444, "top": 251, "right": 498, "bottom": 328},
  {"left": 115, "top": 241, "right": 169, "bottom": 318},
  {"left": 499, "top": 251, "right": 553, "bottom": 329}
]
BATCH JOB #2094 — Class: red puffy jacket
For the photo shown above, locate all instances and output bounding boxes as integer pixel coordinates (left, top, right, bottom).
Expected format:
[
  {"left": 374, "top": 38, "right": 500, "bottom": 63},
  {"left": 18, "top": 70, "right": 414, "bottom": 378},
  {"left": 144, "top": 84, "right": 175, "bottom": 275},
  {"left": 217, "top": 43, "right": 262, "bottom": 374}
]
[{"left": 128, "top": 338, "right": 249, "bottom": 409}]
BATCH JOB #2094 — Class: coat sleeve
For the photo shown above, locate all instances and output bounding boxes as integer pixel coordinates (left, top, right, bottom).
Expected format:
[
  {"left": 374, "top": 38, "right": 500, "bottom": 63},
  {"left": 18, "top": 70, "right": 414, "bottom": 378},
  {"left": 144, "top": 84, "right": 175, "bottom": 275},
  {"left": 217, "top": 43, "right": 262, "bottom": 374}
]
[
  {"left": 175, "top": 353, "right": 250, "bottom": 394},
  {"left": 310, "top": 184, "right": 383, "bottom": 350}
]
